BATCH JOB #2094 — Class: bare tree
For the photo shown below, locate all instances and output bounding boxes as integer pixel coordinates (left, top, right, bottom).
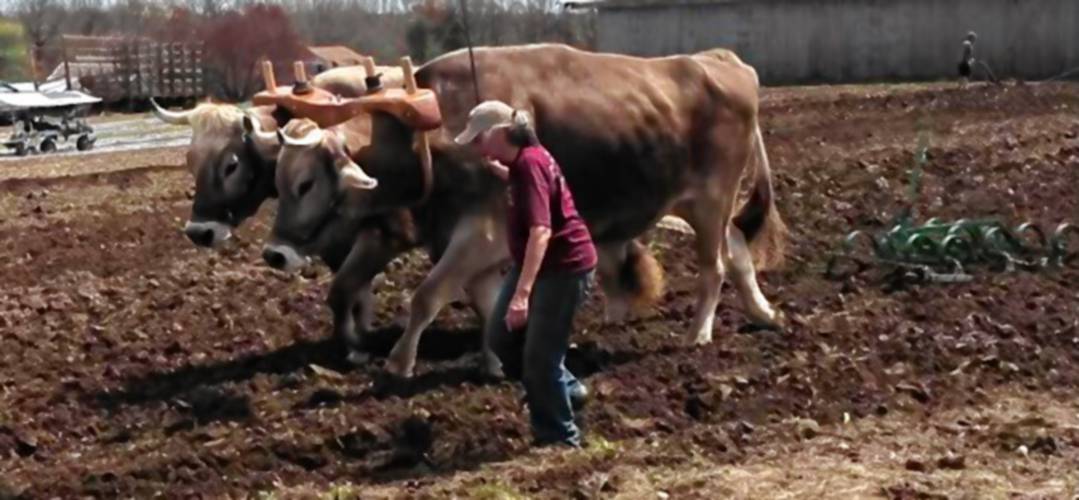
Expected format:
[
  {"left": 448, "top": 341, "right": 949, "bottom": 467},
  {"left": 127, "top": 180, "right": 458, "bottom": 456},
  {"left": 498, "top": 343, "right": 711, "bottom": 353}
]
[
  {"left": 7, "top": 0, "right": 594, "bottom": 93},
  {"left": 61, "top": 0, "right": 112, "bottom": 35},
  {"left": 16, "top": 0, "right": 64, "bottom": 49},
  {"left": 14, "top": 0, "right": 67, "bottom": 82},
  {"left": 201, "top": 3, "right": 307, "bottom": 100}
]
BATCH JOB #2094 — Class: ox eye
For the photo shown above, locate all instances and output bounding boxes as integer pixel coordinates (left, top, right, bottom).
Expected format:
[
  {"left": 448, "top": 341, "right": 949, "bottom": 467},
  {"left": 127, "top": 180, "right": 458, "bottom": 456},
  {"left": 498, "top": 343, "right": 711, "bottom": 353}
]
[
  {"left": 298, "top": 179, "right": 314, "bottom": 197},
  {"left": 224, "top": 154, "right": 239, "bottom": 177}
]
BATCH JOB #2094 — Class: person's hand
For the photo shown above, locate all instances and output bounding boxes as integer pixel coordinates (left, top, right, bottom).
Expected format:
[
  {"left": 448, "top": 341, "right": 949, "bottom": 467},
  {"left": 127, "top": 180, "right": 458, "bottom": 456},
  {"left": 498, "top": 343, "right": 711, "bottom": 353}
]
[
  {"left": 505, "top": 291, "right": 530, "bottom": 331},
  {"left": 484, "top": 159, "right": 510, "bottom": 181}
]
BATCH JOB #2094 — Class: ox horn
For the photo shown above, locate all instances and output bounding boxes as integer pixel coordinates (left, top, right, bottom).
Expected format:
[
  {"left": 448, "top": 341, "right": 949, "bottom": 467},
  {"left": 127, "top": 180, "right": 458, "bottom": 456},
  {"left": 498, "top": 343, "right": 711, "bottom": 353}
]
[
  {"left": 281, "top": 128, "right": 324, "bottom": 148},
  {"left": 150, "top": 98, "right": 193, "bottom": 126},
  {"left": 338, "top": 159, "right": 378, "bottom": 190},
  {"left": 242, "top": 113, "right": 279, "bottom": 144}
]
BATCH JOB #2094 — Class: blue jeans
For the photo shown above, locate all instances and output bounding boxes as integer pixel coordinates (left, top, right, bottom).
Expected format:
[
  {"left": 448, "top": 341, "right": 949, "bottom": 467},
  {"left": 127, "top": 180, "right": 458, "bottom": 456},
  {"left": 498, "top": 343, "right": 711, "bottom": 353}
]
[{"left": 487, "top": 266, "right": 592, "bottom": 447}]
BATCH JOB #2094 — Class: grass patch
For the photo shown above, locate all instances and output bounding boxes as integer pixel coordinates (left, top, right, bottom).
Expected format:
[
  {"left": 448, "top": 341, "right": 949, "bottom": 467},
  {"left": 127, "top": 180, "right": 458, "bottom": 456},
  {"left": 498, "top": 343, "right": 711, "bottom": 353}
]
[{"left": 467, "top": 481, "right": 528, "bottom": 500}]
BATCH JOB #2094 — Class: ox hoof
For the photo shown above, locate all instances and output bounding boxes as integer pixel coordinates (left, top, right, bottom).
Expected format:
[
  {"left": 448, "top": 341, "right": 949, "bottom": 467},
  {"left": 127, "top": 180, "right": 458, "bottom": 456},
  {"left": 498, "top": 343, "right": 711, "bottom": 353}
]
[
  {"left": 372, "top": 371, "right": 412, "bottom": 398},
  {"left": 740, "top": 311, "right": 787, "bottom": 334},
  {"left": 384, "top": 352, "right": 416, "bottom": 379},
  {"left": 346, "top": 350, "right": 372, "bottom": 366},
  {"left": 773, "top": 310, "right": 790, "bottom": 330},
  {"left": 478, "top": 354, "right": 505, "bottom": 381},
  {"left": 693, "top": 333, "right": 714, "bottom": 346}
]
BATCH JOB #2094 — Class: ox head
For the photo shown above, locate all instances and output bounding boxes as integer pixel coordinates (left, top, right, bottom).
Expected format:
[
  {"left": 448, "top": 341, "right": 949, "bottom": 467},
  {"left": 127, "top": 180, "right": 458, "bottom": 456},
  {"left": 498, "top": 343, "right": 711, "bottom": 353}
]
[
  {"left": 151, "top": 99, "right": 282, "bottom": 248},
  {"left": 252, "top": 56, "right": 440, "bottom": 271},
  {"left": 261, "top": 118, "right": 381, "bottom": 272}
]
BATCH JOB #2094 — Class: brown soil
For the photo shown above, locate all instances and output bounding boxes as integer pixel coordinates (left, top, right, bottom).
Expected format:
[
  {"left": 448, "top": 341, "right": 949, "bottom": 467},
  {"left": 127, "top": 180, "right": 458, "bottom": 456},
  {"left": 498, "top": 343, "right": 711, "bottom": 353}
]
[{"left": 1, "top": 82, "right": 1078, "bottom": 498}]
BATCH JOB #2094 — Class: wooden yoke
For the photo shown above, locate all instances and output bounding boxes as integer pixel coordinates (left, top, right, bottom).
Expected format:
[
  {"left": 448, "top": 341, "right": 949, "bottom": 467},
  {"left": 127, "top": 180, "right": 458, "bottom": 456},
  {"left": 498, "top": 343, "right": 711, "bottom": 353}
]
[
  {"left": 251, "top": 60, "right": 442, "bottom": 131},
  {"left": 261, "top": 60, "right": 276, "bottom": 92},
  {"left": 253, "top": 58, "right": 438, "bottom": 205}
]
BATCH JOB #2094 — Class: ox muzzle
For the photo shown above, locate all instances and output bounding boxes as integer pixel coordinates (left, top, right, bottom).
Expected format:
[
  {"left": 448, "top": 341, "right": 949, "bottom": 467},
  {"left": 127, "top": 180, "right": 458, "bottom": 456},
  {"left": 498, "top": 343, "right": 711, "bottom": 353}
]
[
  {"left": 262, "top": 242, "right": 312, "bottom": 272},
  {"left": 184, "top": 220, "right": 232, "bottom": 248}
]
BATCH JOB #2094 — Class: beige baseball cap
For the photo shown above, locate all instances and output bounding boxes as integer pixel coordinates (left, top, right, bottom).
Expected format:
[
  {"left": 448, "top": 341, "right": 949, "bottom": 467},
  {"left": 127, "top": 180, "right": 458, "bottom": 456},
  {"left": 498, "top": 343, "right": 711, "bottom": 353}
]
[{"left": 454, "top": 100, "right": 516, "bottom": 145}]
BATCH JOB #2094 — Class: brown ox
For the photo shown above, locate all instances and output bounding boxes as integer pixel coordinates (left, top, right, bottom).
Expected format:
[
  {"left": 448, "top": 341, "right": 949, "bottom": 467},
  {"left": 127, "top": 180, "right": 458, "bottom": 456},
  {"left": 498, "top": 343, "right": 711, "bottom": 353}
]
[
  {"left": 150, "top": 64, "right": 403, "bottom": 247},
  {"left": 265, "top": 44, "right": 787, "bottom": 378},
  {"left": 150, "top": 65, "right": 413, "bottom": 338}
]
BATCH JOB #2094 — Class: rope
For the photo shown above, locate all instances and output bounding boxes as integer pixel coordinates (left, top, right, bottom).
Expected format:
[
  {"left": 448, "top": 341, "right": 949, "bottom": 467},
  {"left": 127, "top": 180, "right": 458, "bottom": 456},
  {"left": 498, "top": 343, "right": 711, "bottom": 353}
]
[
  {"left": 1041, "top": 66, "right": 1079, "bottom": 83},
  {"left": 975, "top": 60, "right": 1000, "bottom": 85},
  {"left": 458, "top": 0, "right": 482, "bottom": 104}
]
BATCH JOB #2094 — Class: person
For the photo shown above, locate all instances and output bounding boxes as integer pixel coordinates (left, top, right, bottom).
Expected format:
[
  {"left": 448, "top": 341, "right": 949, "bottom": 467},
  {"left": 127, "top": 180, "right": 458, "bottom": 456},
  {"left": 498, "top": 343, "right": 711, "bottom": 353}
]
[
  {"left": 958, "top": 31, "right": 976, "bottom": 81},
  {"left": 455, "top": 100, "right": 597, "bottom": 448}
]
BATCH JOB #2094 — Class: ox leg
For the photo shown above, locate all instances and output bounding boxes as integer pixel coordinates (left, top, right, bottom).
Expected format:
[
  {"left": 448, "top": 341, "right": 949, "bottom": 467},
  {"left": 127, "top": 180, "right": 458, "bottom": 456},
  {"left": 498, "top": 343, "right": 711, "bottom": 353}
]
[
  {"left": 328, "top": 278, "right": 372, "bottom": 354},
  {"left": 327, "top": 236, "right": 401, "bottom": 365},
  {"left": 595, "top": 242, "right": 631, "bottom": 324},
  {"left": 726, "top": 226, "right": 781, "bottom": 327},
  {"left": 466, "top": 267, "right": 506, "bottom": 378},
  {"left": 345, "top": 283, "right": 377, "bottom": 364},
  {"left": 683, "top": 199, "right": 730, "bottom": 345},
  {"left": 679, "top": 140, "right": 746, "bottom": 345},
  {"left": 385, "top": 216, "right": 506, "bottom": 378},
  {"left": 390, "top": 285, "right": 467, "bottom": 330},
  {"left": 355, "top": 284, "right": 377, "bottom": 333}
]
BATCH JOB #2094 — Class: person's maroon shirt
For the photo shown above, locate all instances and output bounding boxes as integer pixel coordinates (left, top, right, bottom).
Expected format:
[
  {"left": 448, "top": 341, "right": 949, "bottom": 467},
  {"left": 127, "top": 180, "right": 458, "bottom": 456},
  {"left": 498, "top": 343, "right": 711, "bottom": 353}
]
[{"left": 506, "top": 145, "right": 597, "bottom": 275}]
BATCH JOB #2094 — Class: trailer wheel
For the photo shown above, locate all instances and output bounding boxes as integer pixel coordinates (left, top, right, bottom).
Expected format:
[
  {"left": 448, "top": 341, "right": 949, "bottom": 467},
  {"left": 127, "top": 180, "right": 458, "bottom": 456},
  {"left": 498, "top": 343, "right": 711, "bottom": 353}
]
[
  {"left": 39, "top": 138, "right": 56, "bottom": 154},
  {"left": 13, "top": 142, "right": 27, "bottom": 156},
  {"left": 77, "top": 135, "right": 94, "bottom": 151}
]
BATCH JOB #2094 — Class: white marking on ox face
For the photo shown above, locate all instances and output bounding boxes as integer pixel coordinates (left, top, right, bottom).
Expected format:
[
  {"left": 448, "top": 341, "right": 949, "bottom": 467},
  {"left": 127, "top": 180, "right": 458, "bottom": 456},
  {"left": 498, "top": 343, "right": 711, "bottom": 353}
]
[
  {"left": 261, "top": 243, "right": 311, "bottom": 272},
  {"left": 183, "top": 220, "right": 232, "bottom": 248},
  {"left": 657, "top": 215, "right": 695, "bottom": 235}
]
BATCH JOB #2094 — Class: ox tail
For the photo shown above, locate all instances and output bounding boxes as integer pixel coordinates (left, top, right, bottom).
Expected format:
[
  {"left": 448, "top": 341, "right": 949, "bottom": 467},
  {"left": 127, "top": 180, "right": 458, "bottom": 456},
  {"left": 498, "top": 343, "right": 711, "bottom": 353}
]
[
  {"left": 732, "top": 123, "right": 787, "bottom": 271},
  {"left": 618, "top": 239, "right": 666, "bottom": 310}
]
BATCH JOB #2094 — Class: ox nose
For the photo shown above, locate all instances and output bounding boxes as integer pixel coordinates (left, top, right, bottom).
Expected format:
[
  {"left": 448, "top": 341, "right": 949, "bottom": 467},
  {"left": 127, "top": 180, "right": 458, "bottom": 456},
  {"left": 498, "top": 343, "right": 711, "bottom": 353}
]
[
  {"left": 263, "top": 247, "right": 287, "bottom": 269},
  {"left": 185, "top": 226, "right": 215, "bottom": 247}
]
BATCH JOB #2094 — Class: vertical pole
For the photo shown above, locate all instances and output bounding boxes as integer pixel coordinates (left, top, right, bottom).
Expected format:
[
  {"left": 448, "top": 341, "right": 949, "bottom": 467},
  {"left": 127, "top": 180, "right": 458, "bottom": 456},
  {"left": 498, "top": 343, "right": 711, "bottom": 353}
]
[
  {"left": 293, "top": 60, "right": 308, "bottom": 83},
  {"left": 28, "top": 46, "right": 39, "bottom": 91},
  {"left": 400, "top": 56, "right": 417, "bottom": 93},
  {"left": 262, "top": 60, "right": 277, "bottom": 91},
  {"left": 156, "top": 42, "right": 164, "bottom": 98},
  {"left": 62, "top": 35, "right": 72, "bottom": 91},
  {"left": 168, "top": 43, "right": 176, "bottom": 98}
]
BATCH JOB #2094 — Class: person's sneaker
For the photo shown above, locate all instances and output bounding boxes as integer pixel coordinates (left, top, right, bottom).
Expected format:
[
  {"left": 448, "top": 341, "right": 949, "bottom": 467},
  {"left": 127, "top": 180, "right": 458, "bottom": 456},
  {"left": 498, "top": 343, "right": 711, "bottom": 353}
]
[
  {"left": 518, "top": 384, "right": 589, "bottom": 411},
  {"left": 531, "top": 437, "right": 581, "bottom": 449}
]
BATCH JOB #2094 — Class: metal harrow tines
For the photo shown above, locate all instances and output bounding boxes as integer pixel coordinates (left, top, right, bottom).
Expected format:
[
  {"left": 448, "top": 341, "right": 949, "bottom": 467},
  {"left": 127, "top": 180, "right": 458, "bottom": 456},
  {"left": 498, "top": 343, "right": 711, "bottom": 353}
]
[{"left": 826, "top": 219, "right": 1079, "bottom": 282}]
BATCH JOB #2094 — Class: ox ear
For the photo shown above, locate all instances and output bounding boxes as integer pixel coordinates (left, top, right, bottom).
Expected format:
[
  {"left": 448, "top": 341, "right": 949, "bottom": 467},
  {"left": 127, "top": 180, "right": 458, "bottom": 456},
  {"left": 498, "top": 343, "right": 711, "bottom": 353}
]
[
  {"left": 242, "top": 114, "right": 256, "bottom": 135},
  {"left": 338, "top": 159, "right": 378, "bottom": 191},
  {"left": 242, "top": 113, "right": 279, "bottom": 146}
]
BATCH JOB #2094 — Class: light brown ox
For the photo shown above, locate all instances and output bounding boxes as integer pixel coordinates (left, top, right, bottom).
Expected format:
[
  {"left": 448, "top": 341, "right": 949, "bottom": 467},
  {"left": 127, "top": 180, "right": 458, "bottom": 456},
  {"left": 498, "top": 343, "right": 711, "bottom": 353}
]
[
  {"left": 149, "top": 64, "right": 412, "bottom": 339},
  {"left": 265, "top": 44, "right": 787, "bottom": 378},
  {"left": 149, "top": 64, "right": 404, "bottom": 247}
]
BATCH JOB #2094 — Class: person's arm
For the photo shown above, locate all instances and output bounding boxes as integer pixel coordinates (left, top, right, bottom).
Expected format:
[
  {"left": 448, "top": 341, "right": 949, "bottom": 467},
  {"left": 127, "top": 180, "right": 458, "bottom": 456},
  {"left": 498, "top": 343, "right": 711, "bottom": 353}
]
[
  {"left": 505, "top": 155, "right": 553, "bottom": 330},
  {"left": 514, "top": 225, "right": 551, "bottom": 299}
]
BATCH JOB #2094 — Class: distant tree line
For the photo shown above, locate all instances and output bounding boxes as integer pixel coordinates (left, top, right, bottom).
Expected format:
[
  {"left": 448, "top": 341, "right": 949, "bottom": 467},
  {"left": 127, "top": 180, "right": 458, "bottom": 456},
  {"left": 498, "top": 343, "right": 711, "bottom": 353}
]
[{"left": 0, "top": 0, "right": 594, "bottom": 100}]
